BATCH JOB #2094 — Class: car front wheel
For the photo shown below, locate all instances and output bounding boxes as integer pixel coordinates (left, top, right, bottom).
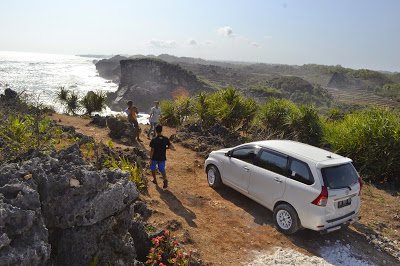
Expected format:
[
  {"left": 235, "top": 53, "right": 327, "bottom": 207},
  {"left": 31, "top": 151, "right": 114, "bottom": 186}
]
[
  {"left": 206, "top": 165, "right": 222, "bottom": 189},
  {"left": 273, "top": 203, "right": 300, "bottom": 234}
]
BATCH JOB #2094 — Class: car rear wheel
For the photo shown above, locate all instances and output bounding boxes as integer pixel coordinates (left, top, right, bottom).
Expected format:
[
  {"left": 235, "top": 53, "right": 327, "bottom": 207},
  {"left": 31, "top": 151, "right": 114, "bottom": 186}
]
[
  {"left": 207, "top": 165, "right": 222, "bottom": 189},
  {"left": 273, "top": 203, "right": 300, "bottom": 234}
]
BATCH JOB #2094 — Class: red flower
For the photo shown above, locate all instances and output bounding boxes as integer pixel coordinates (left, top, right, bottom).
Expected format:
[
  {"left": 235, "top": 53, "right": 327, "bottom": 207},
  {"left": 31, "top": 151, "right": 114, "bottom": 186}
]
[{"left": 164, "top": 230, "right": 170, "bottom": 237}]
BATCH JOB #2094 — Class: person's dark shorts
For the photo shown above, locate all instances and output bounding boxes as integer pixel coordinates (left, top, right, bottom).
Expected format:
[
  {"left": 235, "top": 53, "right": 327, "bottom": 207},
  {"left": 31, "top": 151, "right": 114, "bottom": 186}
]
[{"left": 150, "top": 160, "right": 166, "bottom": 172}]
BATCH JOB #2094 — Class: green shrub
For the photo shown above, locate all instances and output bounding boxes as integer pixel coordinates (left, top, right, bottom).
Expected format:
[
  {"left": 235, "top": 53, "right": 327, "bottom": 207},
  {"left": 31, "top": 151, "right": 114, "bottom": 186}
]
[
  {"left": 160, "top": 100, "right": 180, "bottom": 127},
  {"left": 175, "top": 96, "right": 192, "bottom": 125},
  {"left": 254, "top": 99, "right": 323, "bottom": 146},
  {"left": 80, "top": 91, "right": 107, "bottom": 115},
  {"left": 326, "top": 107, "right": 345, "bottom": 121},
  {"left": 207, "top": 86, "right": 258, "bottom": 131},
  {"left": 289, "top": 105, "right": 323, "bottom": 146},
  {"left": 324, "top": 107, "right": 400, "bottom": 184},
  {"left": 57, "top": 86, "right": 69, "bottom": 102},
  {"left": 0, "top": 114, "right": 61, "bottom": 162},
  {"left": 192, "top": 92, "right": 213, "bottom": 126},
  {"left": 103, "top": 156, "right": 146, "bottom": 191},
  {"left": 255, "top": 98, "right": 300, "bottom": 137},
  {"left": 66, "top": 91, "right": 81, "bottom": 115}
]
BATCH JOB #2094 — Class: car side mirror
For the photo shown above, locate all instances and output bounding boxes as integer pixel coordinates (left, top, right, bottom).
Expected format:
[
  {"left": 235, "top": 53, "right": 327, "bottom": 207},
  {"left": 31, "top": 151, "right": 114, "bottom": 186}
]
[{"left": 225, "top": 151, "right": 232, "bottom": 157}]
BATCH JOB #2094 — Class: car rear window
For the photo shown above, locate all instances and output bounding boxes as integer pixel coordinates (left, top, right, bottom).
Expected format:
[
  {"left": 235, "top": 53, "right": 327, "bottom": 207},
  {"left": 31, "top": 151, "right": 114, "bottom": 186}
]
[{"left": 321, "top": 163, "right": 359, "bottom": 189}]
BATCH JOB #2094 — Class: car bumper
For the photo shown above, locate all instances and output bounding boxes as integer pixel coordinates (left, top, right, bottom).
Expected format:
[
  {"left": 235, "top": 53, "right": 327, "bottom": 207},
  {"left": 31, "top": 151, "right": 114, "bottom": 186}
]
[
  {"left": 299, "top": 206, "right": 360, "bottom": 232},
  {"left": 320, "top": 215, "right": 359, "bottom": 234}
]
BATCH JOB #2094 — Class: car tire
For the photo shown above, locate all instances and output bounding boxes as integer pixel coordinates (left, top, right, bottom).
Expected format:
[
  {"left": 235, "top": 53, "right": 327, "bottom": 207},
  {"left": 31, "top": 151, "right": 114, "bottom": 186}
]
[
  {"left": 273, "top": 203, "right": 300, "bottom": 235},
  {"left": 206, "top": 165, "right": 222, "bottom": 189}
]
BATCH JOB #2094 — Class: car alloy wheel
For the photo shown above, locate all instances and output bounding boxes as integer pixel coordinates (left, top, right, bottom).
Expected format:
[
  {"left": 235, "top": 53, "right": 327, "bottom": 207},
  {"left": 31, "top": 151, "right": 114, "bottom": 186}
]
[
  {"left": 276, "top": 209, "right": 292, "bottom": 230},
  {"left": 206, "top": 165, "right": 222, "bottom": 189},
  {"left": 207, "top": 168, "right": 216, "bottom": 185}
]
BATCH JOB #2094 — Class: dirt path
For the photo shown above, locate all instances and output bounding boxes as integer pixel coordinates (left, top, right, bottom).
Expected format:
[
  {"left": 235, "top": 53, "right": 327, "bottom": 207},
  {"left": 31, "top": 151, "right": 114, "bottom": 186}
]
[{"left": 52, "top": 113, "right": 398, "bottom": 265}]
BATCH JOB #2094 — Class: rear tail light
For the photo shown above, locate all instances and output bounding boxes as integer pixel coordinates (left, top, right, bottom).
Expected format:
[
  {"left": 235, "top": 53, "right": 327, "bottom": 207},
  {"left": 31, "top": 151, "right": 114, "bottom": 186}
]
[
  {"left": 312, "top": 186, "right": 328, "bottom": 206},
  {"left": 358, "top": 176, "right": 363, "bottom": 195}
]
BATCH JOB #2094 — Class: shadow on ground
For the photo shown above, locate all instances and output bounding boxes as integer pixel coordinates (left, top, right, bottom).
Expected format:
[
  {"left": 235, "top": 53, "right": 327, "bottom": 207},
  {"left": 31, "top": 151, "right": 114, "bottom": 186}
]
[
  {"left": 216, "top": 186, "right": 274, "bottom": 225},
  {"left": 156, "top": 186, "right": 197, "bottom": 228},
  {"left": 214, "top": 185, "right": 399, "bottom": 265}
]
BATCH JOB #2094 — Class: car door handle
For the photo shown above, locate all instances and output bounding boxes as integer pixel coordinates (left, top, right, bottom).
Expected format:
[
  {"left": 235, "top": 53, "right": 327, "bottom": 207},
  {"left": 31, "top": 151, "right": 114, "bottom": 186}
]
[
  {"left": 243, "top": 166, "right": 250, "bottom": 171},
  {"left": 274, "top": 177, "right": 283, "bottom": 183}
]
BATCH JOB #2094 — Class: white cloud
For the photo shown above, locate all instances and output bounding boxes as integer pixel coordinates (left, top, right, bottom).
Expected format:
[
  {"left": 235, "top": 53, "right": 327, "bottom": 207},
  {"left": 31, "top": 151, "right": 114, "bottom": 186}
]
[
  {"left": 186, "top": 39, "right": 197, "bottom": 46},
  {"left": 218, "top": 26, "right": 235, "bottom": 38},
  {"left": 146, "top": 39, "right": 177, "bottom": 48}
]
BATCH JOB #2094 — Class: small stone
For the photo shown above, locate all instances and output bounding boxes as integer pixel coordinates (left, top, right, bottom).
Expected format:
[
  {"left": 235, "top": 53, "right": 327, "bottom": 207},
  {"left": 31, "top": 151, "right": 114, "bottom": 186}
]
[
  {"left": 69, "top": 178, "right": 80, "bottom": 187},
  {"left": 23, "top": 173, "right": 32, "bottom": 180}
]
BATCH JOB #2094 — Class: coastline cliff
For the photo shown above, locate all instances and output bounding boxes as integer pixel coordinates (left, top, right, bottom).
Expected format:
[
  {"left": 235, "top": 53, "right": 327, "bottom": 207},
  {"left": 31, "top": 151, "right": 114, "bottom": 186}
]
[{"left": 106, "top": 58, "right": 213, "bottom": 112}]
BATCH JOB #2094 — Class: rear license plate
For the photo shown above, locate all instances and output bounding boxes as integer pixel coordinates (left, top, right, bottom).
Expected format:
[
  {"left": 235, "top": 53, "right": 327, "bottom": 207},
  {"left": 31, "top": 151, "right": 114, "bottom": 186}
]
[{"left": 338, "top": 198, "right": 351, "bottom": 208}]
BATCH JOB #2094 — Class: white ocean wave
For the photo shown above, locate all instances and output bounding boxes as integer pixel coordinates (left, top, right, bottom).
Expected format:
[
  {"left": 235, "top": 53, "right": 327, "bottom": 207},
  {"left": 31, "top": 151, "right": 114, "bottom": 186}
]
[{"left": 0, "top": 51, "right": 118, "bottom": 114}]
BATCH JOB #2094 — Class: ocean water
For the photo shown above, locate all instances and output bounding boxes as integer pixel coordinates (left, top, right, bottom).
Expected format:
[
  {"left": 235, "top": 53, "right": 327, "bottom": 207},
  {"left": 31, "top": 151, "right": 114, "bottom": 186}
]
[{"left": 0, "top": 51, "right": 149, "bottom": 123}]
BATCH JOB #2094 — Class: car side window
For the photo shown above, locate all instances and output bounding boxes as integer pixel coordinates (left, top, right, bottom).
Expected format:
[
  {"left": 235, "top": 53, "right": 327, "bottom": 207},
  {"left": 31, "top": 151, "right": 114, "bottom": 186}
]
[
  {"left": 289, "top": 159, "right": 314, "bottom": 185},
  {"left": 256, "top": 150, "right": 288, "bottom": 176},
  {"left": 231, "top": 147, "right": 258, "bottom": 164}
]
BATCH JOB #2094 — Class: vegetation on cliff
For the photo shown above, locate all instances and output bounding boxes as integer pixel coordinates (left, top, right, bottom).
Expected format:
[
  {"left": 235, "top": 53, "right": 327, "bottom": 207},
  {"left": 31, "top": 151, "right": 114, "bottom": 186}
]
[
  {"left": 95, "top": 54, "right": 400, "bottom": 110},
  {"left": 57, "top": 88, "right": 107, "bottom": 115},
  {"left": 160, "top": 87, "right": 400, "bottom": 187}
]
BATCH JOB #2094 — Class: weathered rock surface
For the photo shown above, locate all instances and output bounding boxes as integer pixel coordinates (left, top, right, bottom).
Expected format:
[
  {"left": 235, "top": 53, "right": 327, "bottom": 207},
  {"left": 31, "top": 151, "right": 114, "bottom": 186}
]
[
  {"left": 171, "top": 123, "right": 244, "bottom": 157},
  {"left": 0, "top": 143, "right": 150, "bottom": 266},
  {"left": 95, "top": 55, "right": 126, "bottom": 82},
  {"left": 106, "top": 116, "right": 133, "bottom": 139},
  {"left": 0, "top": 171, "right": 51, "bottom": 265},
  {"left": 90, "top": 114, "right": 108, "bottom": 128},
  {"left": 106, "top": 59, "right": 213, "bottom": 112}
]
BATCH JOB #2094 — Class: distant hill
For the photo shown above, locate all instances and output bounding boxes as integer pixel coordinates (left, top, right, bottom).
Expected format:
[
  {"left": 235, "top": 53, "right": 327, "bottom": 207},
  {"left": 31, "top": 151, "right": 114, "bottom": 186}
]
[{"left": 95, "top": 54, "right": 400, "bottom": 109}]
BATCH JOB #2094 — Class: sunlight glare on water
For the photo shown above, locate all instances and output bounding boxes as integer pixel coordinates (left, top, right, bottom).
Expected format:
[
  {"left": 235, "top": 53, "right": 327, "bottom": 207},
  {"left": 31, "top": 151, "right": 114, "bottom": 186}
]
[{"left": 0, "top": 51, "right": 118, "bottom": 115}]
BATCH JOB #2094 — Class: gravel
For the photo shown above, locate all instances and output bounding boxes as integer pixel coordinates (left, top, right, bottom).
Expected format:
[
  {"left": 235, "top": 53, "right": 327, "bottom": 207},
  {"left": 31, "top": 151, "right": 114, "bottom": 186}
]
[{"left": 247, "top": 241, "right": 374, "bottom": 266}]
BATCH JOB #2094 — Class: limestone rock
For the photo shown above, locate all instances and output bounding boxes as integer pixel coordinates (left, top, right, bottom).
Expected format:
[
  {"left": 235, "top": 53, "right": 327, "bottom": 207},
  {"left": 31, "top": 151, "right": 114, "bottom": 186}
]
[
  {"left": 0, "top": 169, "right": 51, "bottom": 265},
  {"left": 0, "top": 142, "right": 150, "bottom": 266},
  {"left": 107, "top": 58, "right": 213, "bottom": 111}
]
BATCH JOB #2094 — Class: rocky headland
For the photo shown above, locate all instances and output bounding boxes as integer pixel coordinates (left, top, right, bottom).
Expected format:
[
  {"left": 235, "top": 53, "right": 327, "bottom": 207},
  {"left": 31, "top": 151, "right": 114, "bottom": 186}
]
[{"left": 102, "top": 58, "right": 214, "bottom": 112}]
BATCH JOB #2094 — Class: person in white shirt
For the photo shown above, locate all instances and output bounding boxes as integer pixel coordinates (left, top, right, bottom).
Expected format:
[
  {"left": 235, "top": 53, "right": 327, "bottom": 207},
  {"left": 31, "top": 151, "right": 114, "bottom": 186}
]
[{"left": 148, "top": 101, "right": 161, "bottom": 139}]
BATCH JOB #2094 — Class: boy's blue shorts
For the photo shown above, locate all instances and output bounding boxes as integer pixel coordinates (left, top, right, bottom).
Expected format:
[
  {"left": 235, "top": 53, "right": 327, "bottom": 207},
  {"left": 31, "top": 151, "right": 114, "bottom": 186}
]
[{"left": 150, "top": 160, "right": 166, "bottom": 173}]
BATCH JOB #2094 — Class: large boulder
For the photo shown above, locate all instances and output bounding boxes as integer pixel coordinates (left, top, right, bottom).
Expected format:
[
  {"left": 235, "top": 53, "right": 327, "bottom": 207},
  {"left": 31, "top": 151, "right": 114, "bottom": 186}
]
[
  {"left": 0, "top": 143, "right": 149, "bottom": 266},
  {"left": 0, "top": 170, "right": 51, "bottom": 265},
  {"left": 106, "top": 117, "right": 133, "bottom": 139}
]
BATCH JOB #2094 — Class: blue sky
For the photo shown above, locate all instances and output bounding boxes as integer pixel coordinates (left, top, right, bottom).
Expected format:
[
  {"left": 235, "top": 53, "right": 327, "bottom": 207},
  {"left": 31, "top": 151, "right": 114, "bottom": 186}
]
[{"left": 0, "top": 0, "right": 399, "bottom": 71}]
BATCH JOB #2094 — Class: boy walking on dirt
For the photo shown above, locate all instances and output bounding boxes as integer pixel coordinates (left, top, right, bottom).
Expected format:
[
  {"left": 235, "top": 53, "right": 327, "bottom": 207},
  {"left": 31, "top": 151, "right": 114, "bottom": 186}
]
[
  {"left": 149, "top": 125, "right": 175, "bottom": 189},
  {"left": 125, "top": 101, "right": 142, "bottom": 142}
]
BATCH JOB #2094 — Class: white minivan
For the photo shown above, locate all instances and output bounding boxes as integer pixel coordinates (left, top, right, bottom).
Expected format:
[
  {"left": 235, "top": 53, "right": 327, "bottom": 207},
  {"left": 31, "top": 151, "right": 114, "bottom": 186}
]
[{"left": 204, "top": 140, "right": 362, "bottom": 234}]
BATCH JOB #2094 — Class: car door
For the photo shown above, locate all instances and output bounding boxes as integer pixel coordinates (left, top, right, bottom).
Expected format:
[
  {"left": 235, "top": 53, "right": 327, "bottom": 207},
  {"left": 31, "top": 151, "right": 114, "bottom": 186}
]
[
  {"left": 223, "top": 146, "right": 259, "bottom": 193},
  {"left": 249, "top": 149, "right": 288, "bottom": 209},
  {"left": 284, "top": 158, "right": 318, "bottom": 214}
]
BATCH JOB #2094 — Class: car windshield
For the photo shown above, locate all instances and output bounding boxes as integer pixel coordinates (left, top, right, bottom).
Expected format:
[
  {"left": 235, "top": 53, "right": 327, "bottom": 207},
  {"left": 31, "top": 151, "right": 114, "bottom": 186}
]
[{"left": 321, "top": 163, "right": 359, "bottom": 189}]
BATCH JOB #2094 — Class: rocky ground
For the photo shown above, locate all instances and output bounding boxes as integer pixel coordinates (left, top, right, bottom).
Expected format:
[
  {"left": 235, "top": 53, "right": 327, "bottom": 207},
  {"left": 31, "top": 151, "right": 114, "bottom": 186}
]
[
  {"left": 0, "top": 142, "right": 155, "bottom": 265},
  {"left": 50, "top": 113, "right": 400, "bottom": 265},
  {"left": 170, "top": 123, "right": 245, "bottom": 158},
  {"left": 0, "top": 105, "right": 161, "bottom": 265}
]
